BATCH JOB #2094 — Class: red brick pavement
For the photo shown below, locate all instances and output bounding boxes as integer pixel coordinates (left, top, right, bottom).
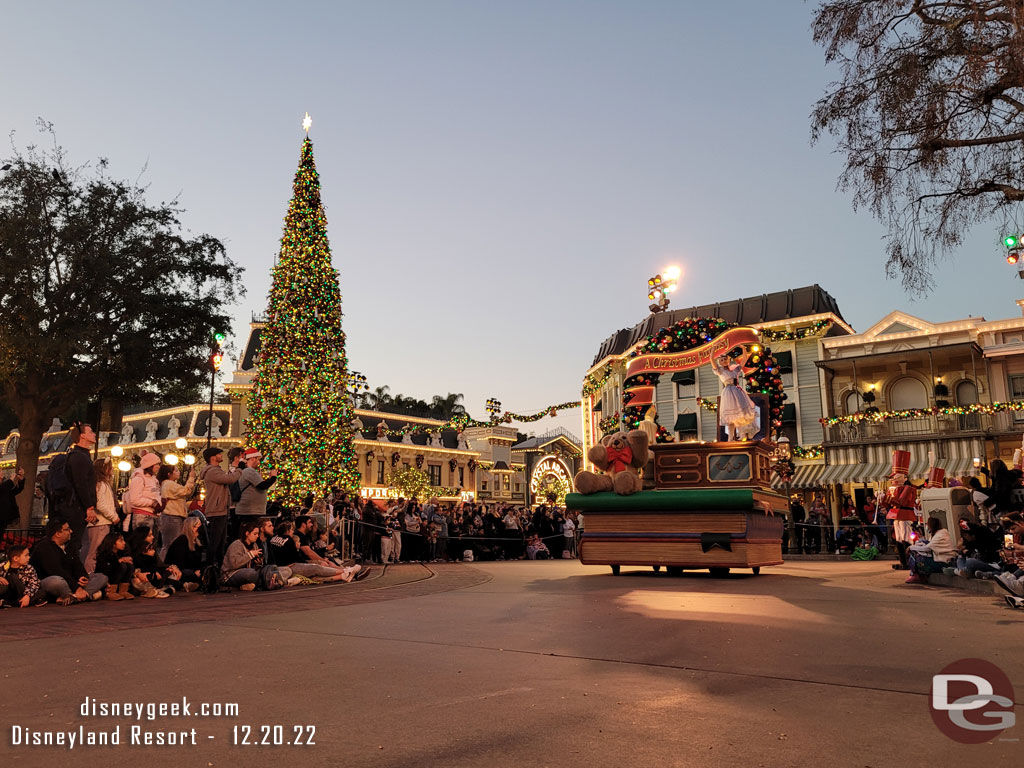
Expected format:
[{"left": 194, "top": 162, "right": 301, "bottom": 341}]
[{"left": 0, "top": 563, "right": 491, "bottom": 642}]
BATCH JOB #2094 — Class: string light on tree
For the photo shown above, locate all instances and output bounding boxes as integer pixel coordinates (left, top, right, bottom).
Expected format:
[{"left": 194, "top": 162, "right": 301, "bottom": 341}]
[{"left": 245, "top": 115, "right": 360, "bottom": 498}]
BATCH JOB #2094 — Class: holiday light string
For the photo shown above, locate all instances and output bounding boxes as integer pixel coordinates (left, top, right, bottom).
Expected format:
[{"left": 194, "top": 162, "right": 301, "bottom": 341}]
[
  {"left": 757, "top": 320, "right": 833, "bottom": 342},
  {"left": 820, "top": 401, "right": 1024, "bottom": 426}
]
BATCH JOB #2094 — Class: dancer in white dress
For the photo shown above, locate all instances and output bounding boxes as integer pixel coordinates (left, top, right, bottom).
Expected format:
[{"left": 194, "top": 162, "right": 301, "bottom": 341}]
[{"left": 712, "top": 354, "right": 758, "bottom": 441}]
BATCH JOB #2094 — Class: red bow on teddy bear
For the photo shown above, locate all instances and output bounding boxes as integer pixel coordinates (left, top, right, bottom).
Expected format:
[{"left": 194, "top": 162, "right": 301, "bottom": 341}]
[{"left": 604, "top": 445, "right": 633, "bottom": 474}]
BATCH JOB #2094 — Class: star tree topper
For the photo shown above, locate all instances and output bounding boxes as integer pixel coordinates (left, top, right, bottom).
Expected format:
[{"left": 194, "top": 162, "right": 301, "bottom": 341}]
[{"left": 302, "top": 112, "right": 312, "bottom": 133}]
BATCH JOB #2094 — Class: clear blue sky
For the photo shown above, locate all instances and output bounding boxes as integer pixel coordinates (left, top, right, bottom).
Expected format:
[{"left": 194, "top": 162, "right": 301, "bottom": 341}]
[{"left": 4, "top": 1, "right": 1021, "bottom": 436}]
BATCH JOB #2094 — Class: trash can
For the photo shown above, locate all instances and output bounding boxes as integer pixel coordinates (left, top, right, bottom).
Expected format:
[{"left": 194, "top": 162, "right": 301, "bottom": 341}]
[{"left": 919, "top": 488, "right": 974, "bottom": 547}]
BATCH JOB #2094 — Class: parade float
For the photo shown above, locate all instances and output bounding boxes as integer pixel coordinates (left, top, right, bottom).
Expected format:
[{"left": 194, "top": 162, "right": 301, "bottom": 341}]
[{"left": 569, "top": 319, "right": 786, "bottom": 576}]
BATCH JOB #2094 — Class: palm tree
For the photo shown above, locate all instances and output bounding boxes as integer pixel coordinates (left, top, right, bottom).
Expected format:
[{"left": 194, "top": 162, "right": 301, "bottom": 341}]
[
  {"left": 366, "top": 385, "right": 391, "bottom": 410},
  {"left": 430, "top": 392, "right": 466, "bottom": 421}
]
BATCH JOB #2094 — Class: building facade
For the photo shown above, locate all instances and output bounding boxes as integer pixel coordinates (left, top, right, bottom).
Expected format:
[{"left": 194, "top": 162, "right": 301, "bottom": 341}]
[{"left": 816, "top": 300, "right": 1024, "bottom": 518}]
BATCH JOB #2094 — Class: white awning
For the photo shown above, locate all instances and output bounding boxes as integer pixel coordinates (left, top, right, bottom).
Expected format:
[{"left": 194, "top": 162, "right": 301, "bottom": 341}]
[{"left": 771, "top": 462, "right": 827, "bottom": 490}]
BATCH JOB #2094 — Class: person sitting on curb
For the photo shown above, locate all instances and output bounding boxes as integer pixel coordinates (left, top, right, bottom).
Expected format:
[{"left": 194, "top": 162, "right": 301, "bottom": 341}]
[
  {"left": 270, "top": 517, "right": 366, "bottom": 582},
  {"left": 994, "top": 513, "right": 1024, "bottom": 598},
  {"left": 1, "top": 544, "right": 47, "bottom": 607},
  {"left": 952, "top": 517, "right": 1003, "bottom": 578},
  {"left": 93, "top": 531, "right": 136, "bottom": 600},
  {"left": 30, "top": 519, "right": 110, "bottom": 604},
  {"left": 222, "top": 520, "right": 264, "bottom": 591},
  {"left": 904, "top": 518, "right": 956, "bottom": 584}
]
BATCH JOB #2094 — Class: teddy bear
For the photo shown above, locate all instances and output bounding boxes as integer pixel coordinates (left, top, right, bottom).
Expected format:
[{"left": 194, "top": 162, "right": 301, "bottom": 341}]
[{"left": 573, "top": 429, "right": 649, "bottom": 495}]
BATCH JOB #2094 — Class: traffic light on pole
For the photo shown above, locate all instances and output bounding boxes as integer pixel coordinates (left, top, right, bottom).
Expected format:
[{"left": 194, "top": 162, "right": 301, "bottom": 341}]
[{"left": 210, "top": 331, "right": 225, "bottom": 371}]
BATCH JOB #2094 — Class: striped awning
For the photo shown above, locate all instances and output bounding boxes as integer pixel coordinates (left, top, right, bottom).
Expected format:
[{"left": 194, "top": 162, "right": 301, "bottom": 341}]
[
  {"left": 819, "top": 462, "right": 854, "bottom": 485},
  {"left": 908, "top": 458, "right": 930, "bottom": 480},
  {"left": 939, "top": 457, "right": 975, "bottom": 478},
  {"left": 772, "top": 462, "right": 827, "bottom": 489},
  {"left": 849, "top": 462, "right": 888, "bottom": 483}
]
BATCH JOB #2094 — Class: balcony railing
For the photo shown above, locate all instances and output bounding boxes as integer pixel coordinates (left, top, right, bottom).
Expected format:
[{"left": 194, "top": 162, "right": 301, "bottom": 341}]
[{"left": 824, "top": 411, "right": 1024, "bottom": 444}]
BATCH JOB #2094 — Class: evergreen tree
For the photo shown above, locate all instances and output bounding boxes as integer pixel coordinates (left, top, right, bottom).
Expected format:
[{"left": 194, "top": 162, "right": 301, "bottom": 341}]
[{"left": 245, "top": 136, "right": 359, "bottom": 498}]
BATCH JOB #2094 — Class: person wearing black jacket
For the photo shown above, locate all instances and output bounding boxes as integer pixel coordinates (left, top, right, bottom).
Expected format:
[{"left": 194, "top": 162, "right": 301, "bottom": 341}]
[
  {"left": 52, "top": 423, "right": 99, "bottom": 557},
  {"left": 31, "top": 519, "right": 108, "bottom": 604},
  {"left": 0, "top": 467, "right": 26, "bottom": 535}
]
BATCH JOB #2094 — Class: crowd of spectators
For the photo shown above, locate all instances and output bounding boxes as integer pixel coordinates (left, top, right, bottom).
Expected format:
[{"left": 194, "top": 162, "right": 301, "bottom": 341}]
[
  {"left": 0, "top": 423, "right": 581, "bottom": 610},
  {"left": 331, "top": 495, "right": 582, "bottom": 565}
]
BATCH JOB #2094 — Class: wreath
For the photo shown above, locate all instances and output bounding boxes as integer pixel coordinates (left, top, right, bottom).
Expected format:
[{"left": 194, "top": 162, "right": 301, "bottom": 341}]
[
  {"left": 390, "top": 451, "right": 400, "bottom": 467},
  {"left": 365, "top": 450, "right": 375, "bottom": 464},
  {"left": 467, "top": 458, "right": 478, "bottom": 473},
  {"left": 448, "top": 458, "right": 458, "bottom": 472},
  {"left": 415, "top": 454, "right": 424, "bottom": 469}
]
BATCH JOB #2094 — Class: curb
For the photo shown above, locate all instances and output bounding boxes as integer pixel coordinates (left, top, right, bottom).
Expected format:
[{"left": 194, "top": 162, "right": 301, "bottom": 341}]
[{"left": 926, "top": 573, "right": 1005, "bottom": 596}]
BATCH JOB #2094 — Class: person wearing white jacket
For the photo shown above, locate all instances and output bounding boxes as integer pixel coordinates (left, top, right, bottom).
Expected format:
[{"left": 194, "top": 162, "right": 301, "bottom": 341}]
[
  {"left": 81, "top": 458, "right": 120, "bottom": 574},
  {"left": 127, "top": 453, "right": 163, "bottom": 531},
  {"left": 905, "top": 518, "right": 957, "bottom": 584}
]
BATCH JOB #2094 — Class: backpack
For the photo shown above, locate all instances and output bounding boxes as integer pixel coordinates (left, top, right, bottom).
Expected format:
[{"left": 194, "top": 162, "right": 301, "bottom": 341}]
[
  {"left": 229, "top": 479, "right": 243, "bottom": 504},
  {"left": 45, "top": 452, "right": 75, "bottom": 504},
  {"left": 199, "top": 565, "right": 224, "bottom": 594}
]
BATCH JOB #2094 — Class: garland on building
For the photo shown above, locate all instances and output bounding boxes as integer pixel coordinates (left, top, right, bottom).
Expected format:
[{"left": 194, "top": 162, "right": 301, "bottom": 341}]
[
  {"left": 245, "top": 135, "right": 359, "bottom": 498},
  {"left": 365, "top": 400, "right": 582, "bottom": 437},
  {"left": 821, "top": 401, "right": 1024, "bottom": 426},
  {"left": 582, "top": 364, "right": 614, "bottom": 398},
  {"left": 758, "top": 320, "right": 833, "bottom": 342},
  {"left": 792, "top": 445, "right": 824, "bottom": 460},
  {"left": 697, "top": 397, "right": 719, "bottom": 412},
  {"left": 598, "top": 413, "right": 622, "bottom": 435},
  {"left": 635, "top": 317, "right": 733, "bottom": 355}
]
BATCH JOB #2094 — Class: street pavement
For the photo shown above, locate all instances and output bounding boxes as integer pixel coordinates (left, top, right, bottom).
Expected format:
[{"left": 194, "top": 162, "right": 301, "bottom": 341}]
[{"left": 2, "top": 560, "right": 1021, "bottom": 768}]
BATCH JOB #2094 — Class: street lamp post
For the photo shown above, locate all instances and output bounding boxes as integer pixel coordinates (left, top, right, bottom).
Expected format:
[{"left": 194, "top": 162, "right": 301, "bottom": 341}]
[
  {"left": 207, "top": 333, "right": 225, "bottom": 452},
  {"left": 647, "top": 266, "right": 681, "bottom": 313},
  {"left": 772, "top": 434, "right": 796, "bottom": 553}
]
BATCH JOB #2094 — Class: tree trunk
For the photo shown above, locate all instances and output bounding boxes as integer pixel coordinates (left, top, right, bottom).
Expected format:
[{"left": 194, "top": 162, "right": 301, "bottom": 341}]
[{"left": 15, "top": 402, "right": 47, "bottom": 530}]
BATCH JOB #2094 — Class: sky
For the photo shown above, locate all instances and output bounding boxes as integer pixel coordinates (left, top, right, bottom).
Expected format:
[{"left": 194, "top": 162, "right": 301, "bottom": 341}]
[{"left": 4, "top": 1, "right": 1022, "bottom": 438}]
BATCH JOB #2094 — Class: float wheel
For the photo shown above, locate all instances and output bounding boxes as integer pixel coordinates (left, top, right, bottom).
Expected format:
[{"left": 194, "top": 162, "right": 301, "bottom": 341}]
[
  {"left": 610, "top": 565, "right": 620, "bottom": 575},
  {"left": 709, "top": 567, "right": 730, "bottom": 578}
]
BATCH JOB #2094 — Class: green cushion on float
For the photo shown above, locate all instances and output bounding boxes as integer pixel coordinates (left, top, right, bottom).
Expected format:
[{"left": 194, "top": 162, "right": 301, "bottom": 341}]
[{"left": 566, "top": 488, "right": 761, "bottom": 512}]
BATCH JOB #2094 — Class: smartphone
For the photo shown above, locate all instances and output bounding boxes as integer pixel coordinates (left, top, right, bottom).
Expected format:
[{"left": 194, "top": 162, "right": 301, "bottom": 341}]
[{"left": 1006, "top": 534, "right": 1015, "bottom": 548}]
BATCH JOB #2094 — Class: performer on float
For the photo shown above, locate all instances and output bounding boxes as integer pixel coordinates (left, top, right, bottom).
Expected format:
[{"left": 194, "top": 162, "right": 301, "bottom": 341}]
[
  {"left": 712, "top": 351, "right": 758, "bottom": 441},
  {"left": 882, "top": 449, "right": 917, "bottom": 569}
]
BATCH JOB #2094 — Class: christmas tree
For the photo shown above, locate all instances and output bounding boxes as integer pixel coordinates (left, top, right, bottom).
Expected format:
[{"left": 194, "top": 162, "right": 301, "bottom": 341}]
[{"left": 245, "top": 128, "right": 360, "bottom": 498}]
